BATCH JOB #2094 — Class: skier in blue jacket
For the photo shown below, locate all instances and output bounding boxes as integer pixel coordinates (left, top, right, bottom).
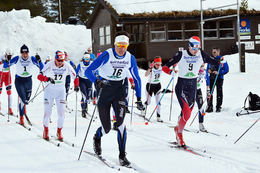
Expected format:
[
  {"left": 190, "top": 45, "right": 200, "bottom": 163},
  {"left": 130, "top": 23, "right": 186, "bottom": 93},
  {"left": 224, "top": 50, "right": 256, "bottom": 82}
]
[{"left": 205, "top": 47, "right": 229, "bottom": 113}]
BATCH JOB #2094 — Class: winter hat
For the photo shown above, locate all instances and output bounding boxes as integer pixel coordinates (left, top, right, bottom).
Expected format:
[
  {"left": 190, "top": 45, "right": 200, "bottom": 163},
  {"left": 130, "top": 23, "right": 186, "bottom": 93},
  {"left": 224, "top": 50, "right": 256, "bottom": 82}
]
[
  {"left": 20, "top": 44, "right": 29, "bottom": 53},
  {"left": 189, "top": 36, "right": 201, "bottom": 49},
  {"left": 55, "top": 51, "right": 65, "bottom": 61}
]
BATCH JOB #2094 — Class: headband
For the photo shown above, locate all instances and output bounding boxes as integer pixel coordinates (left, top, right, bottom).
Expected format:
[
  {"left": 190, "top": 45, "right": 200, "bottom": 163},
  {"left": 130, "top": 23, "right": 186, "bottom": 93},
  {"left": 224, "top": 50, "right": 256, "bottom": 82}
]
[{"left": 114, "top": 35, "right": 129, "bottom": 44}]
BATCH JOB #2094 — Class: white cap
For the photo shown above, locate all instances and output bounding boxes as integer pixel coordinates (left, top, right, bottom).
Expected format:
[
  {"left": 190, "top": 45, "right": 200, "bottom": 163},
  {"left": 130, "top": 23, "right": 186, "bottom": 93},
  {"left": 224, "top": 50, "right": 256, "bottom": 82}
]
[
  {"left": 5, "top": 48, "right": 12, "bottom": 55},
  {"left": 114, "top": 35, "right": 129, "bottom": 44}
]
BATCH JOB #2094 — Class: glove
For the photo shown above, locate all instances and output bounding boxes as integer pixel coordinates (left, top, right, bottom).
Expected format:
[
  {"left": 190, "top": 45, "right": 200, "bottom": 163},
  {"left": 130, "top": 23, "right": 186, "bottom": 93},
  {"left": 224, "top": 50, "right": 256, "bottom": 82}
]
[
  {"left": 7, "top": 55, "right": 12, "bottom": 61},
  {"left": 95, "top": 78, "right": 108, "bottom": 88},
  {"left": 35, "top": 54, "right": 41, "bottom": 62},
  {"left": 129, "top": 78, "right": 135, "bottom": 90},
  {"left": 74, "top": 86, "right": 79, "bottom": 92},
  {"left": 149, "top": 62, "right": 154, "bottom": 69},
  {"left": 47, "top": 77, "right": 55, "bottom": 84},
  {"left": 136, "top": 98, "right": 145, "bottom": 111}
]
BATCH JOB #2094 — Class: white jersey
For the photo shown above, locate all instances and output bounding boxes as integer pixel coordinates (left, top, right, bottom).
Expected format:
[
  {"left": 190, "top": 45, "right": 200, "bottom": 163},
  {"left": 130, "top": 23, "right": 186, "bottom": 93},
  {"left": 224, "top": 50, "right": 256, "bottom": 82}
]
[
  {"left": 178, "top": 50, "right": 203, "bottom": 79},
  {"left": 98, "top": 48, "right": 131, "bottom": 81},
  {"left": 0, "top": 55, "right": 10, "bottom": 72},
  {"left": 148, "top": 66, "right": 162, "bottom": 84},
  {"left": 16, "top": 56, "right": 36, "bottom": 77},
  {"left": 41, "top": 61, "right": 77, "bottom": 90},
  {"left": 78, "top": 61, "right": 91, "bottom": 79}
]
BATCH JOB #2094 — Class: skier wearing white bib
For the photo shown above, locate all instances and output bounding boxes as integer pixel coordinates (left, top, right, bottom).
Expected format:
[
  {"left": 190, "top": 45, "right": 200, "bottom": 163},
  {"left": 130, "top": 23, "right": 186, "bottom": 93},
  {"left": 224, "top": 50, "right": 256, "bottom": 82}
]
[
  {"left": 85, "top": 31, "right": 144, "bottom": 167},
  {"left": 4, "top": 44, "right": 44, "bottom": 125},
  {"left": 162, "top": 36, "right": 220, "bottom": 147},
  {"left": 37, "top": 51, "right": 79, "bottom": 141}
]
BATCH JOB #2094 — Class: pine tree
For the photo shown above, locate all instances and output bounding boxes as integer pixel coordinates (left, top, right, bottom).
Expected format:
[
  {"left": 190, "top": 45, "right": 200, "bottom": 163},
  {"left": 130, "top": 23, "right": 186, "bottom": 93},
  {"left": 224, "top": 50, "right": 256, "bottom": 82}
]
[{"left": 240, "top": 0, "right": 248, "bottom": 12}]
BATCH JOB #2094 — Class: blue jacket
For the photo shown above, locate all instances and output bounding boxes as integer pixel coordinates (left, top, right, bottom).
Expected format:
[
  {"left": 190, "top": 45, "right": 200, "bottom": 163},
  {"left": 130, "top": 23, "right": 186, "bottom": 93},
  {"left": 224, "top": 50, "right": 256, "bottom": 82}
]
[{"left": 206, "top": 55, "right": 229, "bottom": 86}]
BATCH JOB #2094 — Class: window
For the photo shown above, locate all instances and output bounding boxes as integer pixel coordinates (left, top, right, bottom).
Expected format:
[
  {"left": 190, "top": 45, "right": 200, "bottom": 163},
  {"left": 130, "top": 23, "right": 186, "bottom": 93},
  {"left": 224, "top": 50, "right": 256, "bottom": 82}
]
[
  {"left": 168, "top": 23, "right": 182, "bottom": 40},
  {"left": 150, "top": 23, "right": 166, "bottom": 41},
  {"left": 123, "top": 24, "right": 145, "bottom": 43},
  {"left": 204, "top": 21, "right": 217, "bottom": 39},
  {"left": 184, "top": 22, "right": 199, "bottom": 39},
  {"left": 99, "top": 25, "right": 111, "bottom": 45},
  {"left": 219, "top": 20, "right": 234, "bottom": 38}
]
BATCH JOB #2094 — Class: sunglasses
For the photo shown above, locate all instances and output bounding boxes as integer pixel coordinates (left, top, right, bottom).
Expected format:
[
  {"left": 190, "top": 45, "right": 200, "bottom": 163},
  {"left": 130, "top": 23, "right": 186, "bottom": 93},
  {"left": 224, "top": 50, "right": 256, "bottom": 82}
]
[
  {"left": 191, "top": 47, "right": 199, "bottom": 51},
  {"left": 212, "top": 52, "right": 217, "bottom": 54},
  {"left": 21, "top": 52, "right": 29, "bottom": 54},
  {"left": 116, "top": 43, "right": 128, "bottom": 48},
  {"left": 56, "top": 59, "right": 64, "bottom": 62}
]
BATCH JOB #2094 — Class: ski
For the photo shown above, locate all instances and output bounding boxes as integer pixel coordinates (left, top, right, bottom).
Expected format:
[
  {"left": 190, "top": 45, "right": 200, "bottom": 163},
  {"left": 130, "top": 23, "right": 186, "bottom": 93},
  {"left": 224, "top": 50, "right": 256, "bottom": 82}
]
[
  {"left": 183, "top": 128, "right": 223, "bottom": 137},
  {"left": 83, "top": 151, "right": 120, "bottom": 170},
  {"left": 24, "top": 114, "right": 32, "bottom": 126},
  {"left": 50, "top": 135, "right": 75, "bottom": 147},
  {"left": 37, "top": 135, "right": 60, "bottom": 147},
  {"left": 236, "top": 110, "right": 260, "bottom": 116},
  {"left": 134, "top": 112, "right": 150, "bottom": 121},
  {"left": 0, "top": 112, "right": 5, "bottom": 116},
  {"left": 169, "top": 142, "right": 210, "bottom": 158},
  {"left": 16, "top": 122, "right": 31, "bottom": 131}
]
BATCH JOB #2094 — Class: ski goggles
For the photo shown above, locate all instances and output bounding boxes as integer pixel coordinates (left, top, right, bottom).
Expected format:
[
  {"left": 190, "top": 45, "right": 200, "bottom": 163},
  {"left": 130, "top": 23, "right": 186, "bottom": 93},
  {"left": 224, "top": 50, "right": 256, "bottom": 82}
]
[
  {"left": 189, "top": 42, "right": 200, "bottom": 50},
  {"left": 116, "top": 43, "right": 129, "bottom": 48}
]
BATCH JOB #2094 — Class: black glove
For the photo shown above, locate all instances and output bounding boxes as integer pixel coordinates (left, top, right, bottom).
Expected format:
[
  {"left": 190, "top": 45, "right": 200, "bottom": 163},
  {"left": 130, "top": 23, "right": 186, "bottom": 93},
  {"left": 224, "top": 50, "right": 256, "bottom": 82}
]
[
  {"left": 74, "top": 86, "right": 79, "bottom": 92},
  {"left": 7, "top": 55, "right": 12, "bottom": 61},
  {"left": 35, "top": 54, "right": 41, "bottom": 62},
  {"left": 136, "top": 97, "right": 145, "bottom": 111},
  {"left": 48, "top": 77, "right": 55, "bottom": 84},
  {"left": 161, "top": 89, "right": 172, "bottom": 93},
  {"left": 95, "top": 78, "right": 109, "bottom": 88}
]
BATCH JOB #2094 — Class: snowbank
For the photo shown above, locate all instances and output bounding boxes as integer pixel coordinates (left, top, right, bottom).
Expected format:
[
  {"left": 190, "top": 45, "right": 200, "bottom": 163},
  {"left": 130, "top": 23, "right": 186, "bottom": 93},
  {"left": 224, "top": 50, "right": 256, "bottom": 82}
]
[{"left": 0, "top": 9, "right": 91, "bottom": 64}]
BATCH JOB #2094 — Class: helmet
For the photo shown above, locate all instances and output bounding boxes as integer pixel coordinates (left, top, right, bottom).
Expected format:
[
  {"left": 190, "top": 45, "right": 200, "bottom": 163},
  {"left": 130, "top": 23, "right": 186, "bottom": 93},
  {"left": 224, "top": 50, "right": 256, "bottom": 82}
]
[
  {"left": 55, "top": 51, "right": 65, "bottom": 61},
  {"left": 20, "top": 44, "right": 29, "bottom": 53},
  {"left": 83, "top": 53, "right": 91, "bottom": 61},
  {"left": 189, "top": 36, "right": 201, "bottom": 50}
]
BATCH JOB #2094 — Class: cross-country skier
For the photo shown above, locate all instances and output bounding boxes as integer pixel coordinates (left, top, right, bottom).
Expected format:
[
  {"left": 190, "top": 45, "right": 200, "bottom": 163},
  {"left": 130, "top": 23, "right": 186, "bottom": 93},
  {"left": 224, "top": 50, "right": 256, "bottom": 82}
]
[
  {"left": 144, "top": 56, "right": 164, "bottom": 122},
  {"left": 37, "top": 51, "right": 79, "bottom": 141},
  {"left": 4, "top": 44, "right": 44, "bottom": 125},
  {"left": 0, "top": 48, "right": 14, "bottom": 115},
  {"left": 75, "top": 53, "right": 93, "bottom": 118},
  {"left": 162, "top": 36, "right": 220, "bottom": 147},
  {"left": 85, "top": 31, "right": 145, "bottom": 167}
]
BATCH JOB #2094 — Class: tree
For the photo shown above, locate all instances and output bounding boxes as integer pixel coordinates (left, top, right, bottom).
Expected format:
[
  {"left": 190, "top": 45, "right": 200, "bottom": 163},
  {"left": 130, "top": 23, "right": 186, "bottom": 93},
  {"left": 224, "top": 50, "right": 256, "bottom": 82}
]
[{"left": 240, "top": 0, "right": 248, "bottom": 12}]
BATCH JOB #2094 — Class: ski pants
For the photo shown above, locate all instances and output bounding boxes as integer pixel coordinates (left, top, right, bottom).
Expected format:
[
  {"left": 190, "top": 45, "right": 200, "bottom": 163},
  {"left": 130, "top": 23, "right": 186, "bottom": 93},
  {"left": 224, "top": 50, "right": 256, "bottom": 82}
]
[
  {"left": 175, "top": 77, "right": 196, "bottom": 133},
  {"left": 79, "top": 77, "right": 92, "bottom": 110},
  {"left": 146, "top": 83, "right": 161, "bottom": 114},
  {"left": 15, "top": 76, "right": 32, "bottom": 116},
  {"left": 65, "top": 75, "right": 70, "bottom": 99},
  {"left": 196, "top": 88, "right": 204, "bottom": 123},
  {"left": 95, "top": 79, "right": 128, "bottom": 153},
  {"left": 0, "top": 71, "right": 12, "bottom": 95},
  {"left": 208, "top": 77, "right": 224, "bottom": 109},
  {"left": 43, "top": 87, "right": 66, "bottom": 128}
]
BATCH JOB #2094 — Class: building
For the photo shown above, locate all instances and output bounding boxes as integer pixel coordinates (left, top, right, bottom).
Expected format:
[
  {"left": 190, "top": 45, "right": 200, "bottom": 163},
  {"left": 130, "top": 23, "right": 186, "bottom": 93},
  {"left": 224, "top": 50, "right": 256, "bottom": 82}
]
[{"left": 86, "top": 0, "right": 260, "bottom": 66}]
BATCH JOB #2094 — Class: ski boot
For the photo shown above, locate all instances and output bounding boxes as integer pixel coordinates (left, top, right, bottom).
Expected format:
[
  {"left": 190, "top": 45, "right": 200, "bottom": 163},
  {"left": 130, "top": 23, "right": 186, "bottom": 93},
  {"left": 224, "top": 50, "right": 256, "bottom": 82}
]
[
  {"left": 174, "top": 126, "right": 186, "bottom": 147},
  {"left": 57, "top": 128, "right": 63, "bottom": 141},
  {"left": 19, "top": 116, "right": 24, "bottom": 125},
  {"left": 119, "top": 152, "right": 131, "bottom": 167},
  {"left": 199, "top": 123, "right": 207, "bottom": 132},
  {"left": 206, "top": 106, "right": 213, "bottom": 113},
  {"left": 8, "top": 108, "right": 14, "bottom": 115},
  {"left": 125, "top": 107, "right": 130, "bottom": 113},
  {"left": 216, "top": 107, "right": 222, "bottom": 112},
  {"left": 93, "top": 135, "right": 101, "bottom": 155},
  {"left": 156, "top": 113, "right": 163, "bottom": 122},
  {"left": 43, "top": 126, "right": 49, "bottom": 141},
  {"left": 82, "top": 110, "right": 87, "bottom": 118}
]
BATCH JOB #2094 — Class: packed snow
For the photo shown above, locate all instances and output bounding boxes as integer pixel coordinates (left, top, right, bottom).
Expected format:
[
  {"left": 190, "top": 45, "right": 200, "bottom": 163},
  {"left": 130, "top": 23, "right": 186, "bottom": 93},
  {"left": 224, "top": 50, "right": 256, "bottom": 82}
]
[
  {"left": 105, "top": 0, "right": 260, "bottom": 14},
  {"left": 0, "top": 9, "right": 260, "bottom": 173}
]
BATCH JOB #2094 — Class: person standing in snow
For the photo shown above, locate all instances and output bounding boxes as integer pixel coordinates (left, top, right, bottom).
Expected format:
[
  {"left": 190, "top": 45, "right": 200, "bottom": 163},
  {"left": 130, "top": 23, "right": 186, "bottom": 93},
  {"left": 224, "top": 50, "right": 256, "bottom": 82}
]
[
  {"left": 64, "top": 51, "right": 76, "bottom": 101},
  {"left": 162, "top": 36, "right": 220, "bottom": 147},
  {"left": 144, "top": 56, "right": 164, "bottom": 122},
  {"left": 0, "top": 48, "right": 14, "bottom": 115},
  {"left": 196, "top": 64, "right": 207, "bottom": 132},
  {"left": 37, "top": 51, "right": 79, "bottom": 141},
  {"left": 75, "top": 53, "right": 93, "bottom": 118},
  {"left": 85, "top": 31, "right": 145, "bottom": 167},
  {"left": 4, "top": 44, "right": 44, "bottom": 125},
  {"left": 205, "top": 47, "right": 229, "bottom": 113}
]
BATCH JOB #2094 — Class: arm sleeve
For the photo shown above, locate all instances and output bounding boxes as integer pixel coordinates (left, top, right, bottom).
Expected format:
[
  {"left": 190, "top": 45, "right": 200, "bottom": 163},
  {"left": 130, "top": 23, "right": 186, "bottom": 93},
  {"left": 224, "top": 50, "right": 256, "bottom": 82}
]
[
  {"left": 85, "top": 51, "right": 109, "bottom": 83},
  {"left": 75, "top": 64, "right": 80, "bottom": 75},
  {"left": 37, "top": 73, "right": 49, "bottom": 82},
  {"left": 219, "top": 62, "right": 229, "bottom": 76},
  {"left": 31, "top": 56, "right": 44, "bottom": 70},
  {"left": 205, "top": 65, "right": 210, "bottom": 86},
  {"left": 3, "top": 56, "right": 19, "bottom": 68},
  {"left": 129, "top": 55, "right": 142, "bottom": 98},
  {"left": 162, "top": 51, "right": 182, "bottom": 74},
  {"left": 201, "top": 50, "right": 218, "bottom": 65}
]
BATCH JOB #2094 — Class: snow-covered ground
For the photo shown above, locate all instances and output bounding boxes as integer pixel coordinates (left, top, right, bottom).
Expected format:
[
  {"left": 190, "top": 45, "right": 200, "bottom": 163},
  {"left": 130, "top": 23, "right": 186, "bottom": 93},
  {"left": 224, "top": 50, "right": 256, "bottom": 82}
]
[{"left": 0, "top": 9, "right": 260, "bottom": 173}]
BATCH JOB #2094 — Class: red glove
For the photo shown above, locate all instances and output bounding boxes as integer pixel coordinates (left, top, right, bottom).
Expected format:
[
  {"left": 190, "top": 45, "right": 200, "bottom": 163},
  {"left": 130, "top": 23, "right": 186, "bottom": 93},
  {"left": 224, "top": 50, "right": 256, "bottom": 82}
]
[
  {"left": 149, "top": 62, "right": 154, "bottom": 69},
  {"left": 74, "top": 77, "right": 79, "bottom": 87},
  {"left": 129, "top": 78, "right": 135, "bottom": 89}
]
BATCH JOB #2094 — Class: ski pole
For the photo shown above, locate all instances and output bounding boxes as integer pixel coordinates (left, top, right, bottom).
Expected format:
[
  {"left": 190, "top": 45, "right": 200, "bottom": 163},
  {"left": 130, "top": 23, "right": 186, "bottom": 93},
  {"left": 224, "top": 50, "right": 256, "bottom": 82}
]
[
  {"left": 28, "top": 83, "right": 50, "bottom": 104},
  {"left": 31, "top": 82, "right": 42, "bottom": 103},
  {"left": 75, "top": 91, "right": 78, "bottom": 137},
  {"left": 146, "top": 77, "right": 174, "bottom": 124},
  {"left": 189, "top": 64, "right": 221, "bottom": 126},
  {"left": 130, "top": 88, "right": 135, "bottom": 126},
  {"left": 169, "top": 80, "right": 174, "bottom": 121},
  {"left": 234, "top": 117, "right": 260, "bottom": 144},
  {"left": 144, "top": 70, "right": 153, "bottom": 119},
  {"left": 7, "top": 67, "right": 11, "bottom": 122},
  {"left": 78, "top": 88, "right": 103, "bottom": 161}
]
